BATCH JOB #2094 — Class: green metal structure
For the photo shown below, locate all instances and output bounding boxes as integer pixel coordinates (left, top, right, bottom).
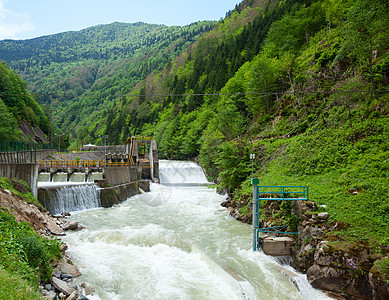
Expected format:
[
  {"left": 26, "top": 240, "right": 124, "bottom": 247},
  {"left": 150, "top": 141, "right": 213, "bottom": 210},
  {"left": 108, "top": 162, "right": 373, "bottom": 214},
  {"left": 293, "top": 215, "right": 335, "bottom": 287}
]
[{"left": 251, "top": 178, "right": 309, "bottom": 251}]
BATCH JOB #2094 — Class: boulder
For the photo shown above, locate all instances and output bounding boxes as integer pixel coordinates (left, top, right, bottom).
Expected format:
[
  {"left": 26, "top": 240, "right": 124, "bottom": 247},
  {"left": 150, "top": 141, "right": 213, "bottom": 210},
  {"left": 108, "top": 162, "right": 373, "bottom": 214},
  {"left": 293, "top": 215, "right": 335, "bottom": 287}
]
[
  {"left": 51, "top": 277, "right": 76, "bottom": 296},
  {"left": 46, "top": 219, "right": 65, "bottom": 236},
  {"left": 63, "top": 221, "right": 78, "bottom": 231},
  {"left": 314, "top": 241, "right": 334, "bottom": 266},
  {"left": 307, "top": 265, "right": 350, "bottom": 292},
  {"left": 220, "top": 200, "right": 231, "bottom": 208},
  {"left": 42, "top": 289, "right": 56, "bottom": 300},
  {"left": 369, "top": 272, "right": 389, "bottom": 300},
  {"left": 58, "top": 259, "right": 81, "bottom": 277},
  {"left": 81, "top": 282, "right": 95, "bottom": 295}
]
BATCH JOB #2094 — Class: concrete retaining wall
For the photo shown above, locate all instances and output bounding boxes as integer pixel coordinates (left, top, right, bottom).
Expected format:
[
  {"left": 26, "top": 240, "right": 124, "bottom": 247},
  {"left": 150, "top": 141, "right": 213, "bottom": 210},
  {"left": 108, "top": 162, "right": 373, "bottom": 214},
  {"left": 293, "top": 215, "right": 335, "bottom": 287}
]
[
  {"left": 100, "top": 182, "right": 141, "bottom": 207},
  {"left": 262, "top": 237, "right": 294, "bottom": 256},
  {"left": 103, "top": 166, "right": 140, "bottom": 186},
  {"left": 0, "top": 163, "right": 38, "bottom": 198}
]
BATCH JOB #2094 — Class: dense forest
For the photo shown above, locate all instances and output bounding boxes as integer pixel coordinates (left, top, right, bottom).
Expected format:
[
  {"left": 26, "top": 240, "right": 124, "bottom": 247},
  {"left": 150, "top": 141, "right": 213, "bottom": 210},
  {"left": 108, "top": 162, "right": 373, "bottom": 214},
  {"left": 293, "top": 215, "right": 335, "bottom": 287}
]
[
  {"left": 104, "top": 0, "right": 389, "bottom": 284},
  {"left": 0, "top": 62, "right": 50, "bottom": 142},
  {"left": 0, "top": 0, "right": 388, "bottom": 294},
  {"left": 0, "top": 21, "right": 216, "bottom": 145}
]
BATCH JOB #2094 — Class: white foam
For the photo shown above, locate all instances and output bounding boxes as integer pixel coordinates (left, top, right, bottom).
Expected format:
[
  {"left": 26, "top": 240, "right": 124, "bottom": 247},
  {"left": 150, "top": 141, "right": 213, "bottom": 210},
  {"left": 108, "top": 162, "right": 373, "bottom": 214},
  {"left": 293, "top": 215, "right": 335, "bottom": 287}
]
[{"left": 61, "top": 161, "right": 328, "bottom": 299}]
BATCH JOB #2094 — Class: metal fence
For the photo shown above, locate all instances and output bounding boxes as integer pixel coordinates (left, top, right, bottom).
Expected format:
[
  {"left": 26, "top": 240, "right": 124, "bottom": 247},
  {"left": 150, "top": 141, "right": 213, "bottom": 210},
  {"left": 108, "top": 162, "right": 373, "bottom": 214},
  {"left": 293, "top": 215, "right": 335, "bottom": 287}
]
[
  {"left": 37, "top": 160, "right": 133, "bottom": 168},
  {"left": 0, "top": 141, "right": 55, "bottom": 163}
]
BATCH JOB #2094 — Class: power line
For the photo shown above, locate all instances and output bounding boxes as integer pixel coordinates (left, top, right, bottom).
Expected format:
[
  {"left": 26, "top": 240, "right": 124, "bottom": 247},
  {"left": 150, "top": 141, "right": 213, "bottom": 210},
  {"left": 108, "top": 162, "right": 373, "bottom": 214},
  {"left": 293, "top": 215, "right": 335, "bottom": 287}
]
[{"left": 0, "top": 89, "right": 388, "bottom": 99}]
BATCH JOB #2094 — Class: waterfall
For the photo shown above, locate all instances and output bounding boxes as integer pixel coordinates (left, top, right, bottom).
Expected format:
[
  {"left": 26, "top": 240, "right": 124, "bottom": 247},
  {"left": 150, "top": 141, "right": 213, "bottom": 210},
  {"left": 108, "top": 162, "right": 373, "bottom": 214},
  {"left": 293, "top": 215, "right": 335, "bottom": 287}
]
[
  {"left": 52, "top": 172, "right": 68, "bottom": 182},
  {"left": 69, "top": 172, "right": 86, "bottom": 182},
  {"left": 39, "top": 184, "right": 101, "bottom": 215},
  {"left": 38, "top": 172, "right": 50, "bottom": 182},
  {"left": 159, "top": 160, "right": 208, "bottom": 184},
  {"left": 87, "top": 172, "right": 103, "bottom": 182}
]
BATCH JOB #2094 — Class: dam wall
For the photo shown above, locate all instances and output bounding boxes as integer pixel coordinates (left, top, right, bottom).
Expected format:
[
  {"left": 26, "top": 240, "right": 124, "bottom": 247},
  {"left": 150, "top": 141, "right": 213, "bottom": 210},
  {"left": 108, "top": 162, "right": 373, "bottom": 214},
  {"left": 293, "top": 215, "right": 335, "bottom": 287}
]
[{"left": 0, "top": 163, "right": 38, "bottom": 198}]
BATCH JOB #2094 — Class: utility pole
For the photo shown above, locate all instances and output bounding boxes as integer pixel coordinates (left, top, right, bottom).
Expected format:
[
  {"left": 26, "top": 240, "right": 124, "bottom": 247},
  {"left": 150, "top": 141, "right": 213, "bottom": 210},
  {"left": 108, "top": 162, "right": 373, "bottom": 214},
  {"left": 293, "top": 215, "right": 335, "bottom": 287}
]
[
  {"left": 153, "top": 122, "right": 156, "bottom": 140},
  {"left": 100, "top": 135, "right": 108, "bottom": 167},
  {"left": 252, "top": 177, "right": 259, "bottom": 251},
  {"left": 250, "top": 153, "right": 258, "bottom": 251},
  {"left": 55, "top": 133, "right": 65, "bottom": 153}
]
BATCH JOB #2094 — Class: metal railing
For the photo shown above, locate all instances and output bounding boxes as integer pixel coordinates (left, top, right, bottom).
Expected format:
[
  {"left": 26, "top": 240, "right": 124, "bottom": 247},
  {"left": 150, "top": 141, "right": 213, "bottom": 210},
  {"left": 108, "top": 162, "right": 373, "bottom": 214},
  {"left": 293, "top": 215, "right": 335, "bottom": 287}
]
[
  {"left": 37, "top": 160, "right": 133, "bottom": 169},
  {"left": 256, "top": 185, "right": 309, "bottom": 201},
  {"left": 251, "top": 178, "right": 309, "bottom": 251},
  {"left": 0, "top": 141, "right": 55, "bottom": 163}
]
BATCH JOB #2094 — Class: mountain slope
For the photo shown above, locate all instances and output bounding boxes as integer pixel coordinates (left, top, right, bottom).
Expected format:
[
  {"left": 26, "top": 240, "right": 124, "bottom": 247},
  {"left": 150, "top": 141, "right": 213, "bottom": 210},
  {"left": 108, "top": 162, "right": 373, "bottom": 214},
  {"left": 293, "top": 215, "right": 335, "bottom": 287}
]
[
  {"left": 118, "top": 0, "right": 389, "bottom": 279},
  {"left": 0, "top": 21, "right": 216, "bottom": 145},
  {"left": 0, "top": 62, "right": 50, "bottom": 142}
]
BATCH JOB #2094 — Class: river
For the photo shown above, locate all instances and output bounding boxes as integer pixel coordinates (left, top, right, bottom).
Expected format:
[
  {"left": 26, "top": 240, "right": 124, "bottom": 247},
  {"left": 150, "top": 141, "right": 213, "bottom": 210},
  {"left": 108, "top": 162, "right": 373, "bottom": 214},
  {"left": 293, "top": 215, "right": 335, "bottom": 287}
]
[{"left": 61, "top": 160, "right": 330, "bottom": 300}]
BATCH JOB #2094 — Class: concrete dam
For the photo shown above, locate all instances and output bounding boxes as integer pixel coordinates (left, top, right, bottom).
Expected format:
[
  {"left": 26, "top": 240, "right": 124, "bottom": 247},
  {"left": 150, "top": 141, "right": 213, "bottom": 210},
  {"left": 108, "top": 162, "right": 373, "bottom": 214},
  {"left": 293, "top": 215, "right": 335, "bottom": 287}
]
[{"left": 0, "top": 137, "right": 159, "bottom": 214}]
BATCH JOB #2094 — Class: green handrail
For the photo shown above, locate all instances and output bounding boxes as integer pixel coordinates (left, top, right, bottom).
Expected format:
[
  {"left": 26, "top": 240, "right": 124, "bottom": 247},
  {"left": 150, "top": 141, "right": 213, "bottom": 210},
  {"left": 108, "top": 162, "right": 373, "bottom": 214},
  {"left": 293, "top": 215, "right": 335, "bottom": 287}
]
[{"left": 251, "top": 178, "right": 309, "bottom": 251}]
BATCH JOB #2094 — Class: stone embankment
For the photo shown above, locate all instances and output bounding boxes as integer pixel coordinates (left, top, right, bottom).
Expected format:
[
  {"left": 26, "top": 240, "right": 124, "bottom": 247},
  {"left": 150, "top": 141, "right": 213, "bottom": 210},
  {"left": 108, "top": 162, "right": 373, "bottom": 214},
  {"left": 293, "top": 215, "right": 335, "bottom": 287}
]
[
  {"left": 221, "top": 197, "right": 389, "bottom": 299},
  {"left": 0, "top": 188, "right": 93, "bottom": 300}
]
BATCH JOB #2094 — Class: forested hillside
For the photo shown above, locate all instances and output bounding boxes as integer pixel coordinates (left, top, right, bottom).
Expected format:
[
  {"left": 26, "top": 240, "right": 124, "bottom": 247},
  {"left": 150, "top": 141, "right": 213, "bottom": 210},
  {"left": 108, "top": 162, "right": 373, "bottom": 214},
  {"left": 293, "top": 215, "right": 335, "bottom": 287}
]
[
  {"left": 0, "top": 62, "right": 49, "bottom": 142},
  {"left": 0, "top": 21, "right": 216, "bottom": 144},
  {"left": 112, "top": 0, "right": 389, "bottom": 276},
  {"left": 0, "top": 0, "right": 388, "bottom": 296}
]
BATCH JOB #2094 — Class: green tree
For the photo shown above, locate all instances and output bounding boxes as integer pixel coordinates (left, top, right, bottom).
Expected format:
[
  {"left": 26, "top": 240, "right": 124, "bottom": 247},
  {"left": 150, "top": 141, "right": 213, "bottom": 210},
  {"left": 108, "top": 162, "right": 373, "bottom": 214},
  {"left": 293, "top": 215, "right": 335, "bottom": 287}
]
[
  {"left": 0, "top": 98, "right": 19, "bottom": 140},
  {"left": 344, "top": 0, "right": 389, "bottom": 100}
]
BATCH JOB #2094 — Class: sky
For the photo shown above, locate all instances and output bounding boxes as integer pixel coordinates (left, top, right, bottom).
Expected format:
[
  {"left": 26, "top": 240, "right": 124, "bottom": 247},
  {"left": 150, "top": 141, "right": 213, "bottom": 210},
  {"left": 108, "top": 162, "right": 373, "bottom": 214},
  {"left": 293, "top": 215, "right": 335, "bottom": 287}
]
[{"left": 0, "top": 0, "right": 241, "bottom": 40}]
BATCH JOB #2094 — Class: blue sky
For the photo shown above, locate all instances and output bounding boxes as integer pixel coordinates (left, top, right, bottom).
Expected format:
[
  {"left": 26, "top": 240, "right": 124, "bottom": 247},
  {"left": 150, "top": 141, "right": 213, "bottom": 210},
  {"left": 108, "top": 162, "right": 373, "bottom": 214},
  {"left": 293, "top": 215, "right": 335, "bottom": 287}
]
[{"left": 0, "top": 0, "right": 241, "bottom": 40}]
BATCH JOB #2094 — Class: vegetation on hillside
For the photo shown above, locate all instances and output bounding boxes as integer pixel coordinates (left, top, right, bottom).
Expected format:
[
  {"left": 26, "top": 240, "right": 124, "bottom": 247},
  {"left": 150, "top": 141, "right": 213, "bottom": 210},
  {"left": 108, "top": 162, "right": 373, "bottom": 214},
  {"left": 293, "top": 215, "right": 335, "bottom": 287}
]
[
  {"left": 0, "top": 63, "right": 50, "bottom": 141},
  {"left": 120, "top": 0, "right": 389, "bottom": 255},
  {"left": 0, "top": 0, "right": 388, "bottom": 282},
  {"left": 0, "top": 22, "right": 216, "bottom": 146},
  {"left": 0, "top": 179, "right": 62, "bottom": 299}
]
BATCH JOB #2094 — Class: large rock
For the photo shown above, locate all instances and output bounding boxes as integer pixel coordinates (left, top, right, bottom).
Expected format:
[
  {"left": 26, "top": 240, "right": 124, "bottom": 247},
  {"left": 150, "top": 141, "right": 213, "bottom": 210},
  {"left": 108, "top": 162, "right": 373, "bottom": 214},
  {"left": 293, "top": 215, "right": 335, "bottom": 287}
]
[
  {"left": 42, "top": 289, "right": 56, "bottom": 300},
  {"left": 292, "top": 201, "right": 317, "bottom": 218},
  {"left": 369, "top": 271, "right": 389, "bottom": 300},
  {"left": 51, "top": 277, "right": 76, "bottom": 296},
  {"left": 46, "top": 219, "right": 65, "bottom": 236},
  {"left": 58, "top": 258, "right": 81, "bottom": 277},
  {"left": 63, "top": 221, "right": 78, "bottom": 231},
  {"left": 318, "top": 212, "right": 330, "bottom": 221},
  {"left": 307, "top": 265, "right": 350, "bottom": 292},
  {"left": 314, "top": 241, "right": 334, "bottom": 266}
]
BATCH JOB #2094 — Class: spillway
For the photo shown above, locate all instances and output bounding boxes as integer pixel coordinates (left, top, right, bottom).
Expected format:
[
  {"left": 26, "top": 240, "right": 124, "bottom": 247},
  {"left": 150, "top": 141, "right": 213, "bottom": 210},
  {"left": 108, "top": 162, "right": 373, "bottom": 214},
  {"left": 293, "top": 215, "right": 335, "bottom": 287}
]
[{"left": 38, "top": 184, "right": 101, "bottom": 215}]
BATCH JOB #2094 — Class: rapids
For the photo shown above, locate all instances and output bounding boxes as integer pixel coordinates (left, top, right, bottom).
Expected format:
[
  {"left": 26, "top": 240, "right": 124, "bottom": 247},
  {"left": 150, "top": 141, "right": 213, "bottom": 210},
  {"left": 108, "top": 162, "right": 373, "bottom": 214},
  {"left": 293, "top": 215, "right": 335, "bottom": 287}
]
[{"left": 61, "top": 160, "right": 330, "bottom": 300}]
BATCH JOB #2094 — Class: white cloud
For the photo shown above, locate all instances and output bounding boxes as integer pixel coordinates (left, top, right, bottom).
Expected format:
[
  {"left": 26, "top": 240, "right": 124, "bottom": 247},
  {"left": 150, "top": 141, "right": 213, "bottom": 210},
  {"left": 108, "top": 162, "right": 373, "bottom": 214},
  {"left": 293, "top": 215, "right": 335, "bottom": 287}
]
[{"left": 0, "top": 0, "right": 34, "bottom": 40}]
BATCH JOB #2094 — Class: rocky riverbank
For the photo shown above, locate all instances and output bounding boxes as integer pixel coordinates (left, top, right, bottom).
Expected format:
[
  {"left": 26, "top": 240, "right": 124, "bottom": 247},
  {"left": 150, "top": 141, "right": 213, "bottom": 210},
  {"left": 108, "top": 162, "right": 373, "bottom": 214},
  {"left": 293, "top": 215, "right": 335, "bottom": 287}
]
[
  {"left": 221, "top": 197, "right": 389, "bottom": 300},
  {"left": 0, "top": 188, "right": 91, "bottom": 300}
]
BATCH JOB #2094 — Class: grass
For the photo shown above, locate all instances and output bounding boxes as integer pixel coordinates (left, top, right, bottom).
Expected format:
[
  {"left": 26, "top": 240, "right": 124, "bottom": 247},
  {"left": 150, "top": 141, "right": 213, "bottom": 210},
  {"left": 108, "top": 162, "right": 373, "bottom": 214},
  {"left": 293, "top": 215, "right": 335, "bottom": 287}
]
[
  {"left": 236, "top": 113, "right": 389, "bottom": 250},
  {"left": 0, "top": 268, "right": 43, "bottom": 300}
]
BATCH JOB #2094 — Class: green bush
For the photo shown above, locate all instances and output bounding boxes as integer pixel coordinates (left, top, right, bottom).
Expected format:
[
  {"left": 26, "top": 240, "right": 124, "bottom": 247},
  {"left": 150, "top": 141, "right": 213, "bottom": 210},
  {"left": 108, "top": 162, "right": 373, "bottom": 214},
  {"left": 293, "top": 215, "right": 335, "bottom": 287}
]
[{"left": 0, "top": 210, "right": 62, "bottom": 285}]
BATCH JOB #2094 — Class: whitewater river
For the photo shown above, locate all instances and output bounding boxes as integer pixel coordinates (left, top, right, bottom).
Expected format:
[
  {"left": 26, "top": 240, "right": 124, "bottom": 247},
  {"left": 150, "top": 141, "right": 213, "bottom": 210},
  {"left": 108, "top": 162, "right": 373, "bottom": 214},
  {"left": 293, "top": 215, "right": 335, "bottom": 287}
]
[{"left": 61, "top": 160, "right": 330, "bottom": 300}]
